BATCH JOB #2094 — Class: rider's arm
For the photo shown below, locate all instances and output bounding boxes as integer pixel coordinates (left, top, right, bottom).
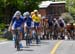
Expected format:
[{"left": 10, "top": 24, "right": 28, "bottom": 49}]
[
  {"left": 30, "top": 17, "right": 33, "bottom": 22},
  {"left": 8, "top": 18, "right": 16, "bottom": 31},
  {"left": 11, "top": 18, "right": 16, "bottom": 25},
  {"left": 32, "top": 15, "right": 35, "bottom": 22}
]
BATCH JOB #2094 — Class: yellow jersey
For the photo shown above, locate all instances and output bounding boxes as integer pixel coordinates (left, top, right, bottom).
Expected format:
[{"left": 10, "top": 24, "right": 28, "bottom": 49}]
[{"left": 32, "top": 14, "right": 41, "bottom": 23}]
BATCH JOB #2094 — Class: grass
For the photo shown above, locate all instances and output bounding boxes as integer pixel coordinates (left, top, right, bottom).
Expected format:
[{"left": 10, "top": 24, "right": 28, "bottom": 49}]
[
  {"left": 0, "top": 37, "right": 7, "bottom": 41},
  {"left": 0, "top": 31, "right": 7, "bottom": 41},
  {"left": 0, "top": 32, "right": 3, "bottom": 34}
]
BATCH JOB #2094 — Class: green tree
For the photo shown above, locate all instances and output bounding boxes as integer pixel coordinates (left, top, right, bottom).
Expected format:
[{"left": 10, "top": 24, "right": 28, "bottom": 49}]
[
  {"left": 66, "top": 0, "right": 75, "bottom": 16},
  {"left": 0, "top": 0, "right": 49, "bottom": 24},
  {"left": 2, "top": 0, "right": 75, "bottom": 24},
  {"left": 60, "top": 12, "right": 74, "bottom": 23},
  {"left": 56, "top": 0, "right": 75, "bottom": 16}
]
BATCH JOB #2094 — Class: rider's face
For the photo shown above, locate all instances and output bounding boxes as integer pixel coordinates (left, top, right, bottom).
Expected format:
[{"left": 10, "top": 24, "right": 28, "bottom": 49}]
[
  {"left": 25, "top": 15, "right": 29, "bottom": 18},
  {"left": 35, "top": 12, "right": 38, "bottom": 15},
  {"left": 16, "top": 15, "right": 20, "bottom": 19}
]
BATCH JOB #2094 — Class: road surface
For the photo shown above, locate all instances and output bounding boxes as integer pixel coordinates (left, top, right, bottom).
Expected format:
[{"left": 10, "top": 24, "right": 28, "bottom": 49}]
[{"left": 0, "top": 40, "right": 75, "bottom": 54}]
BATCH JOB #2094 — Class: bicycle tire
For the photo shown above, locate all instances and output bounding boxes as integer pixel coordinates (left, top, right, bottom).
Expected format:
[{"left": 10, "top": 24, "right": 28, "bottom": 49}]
[{"left": 15, "top": 30, "right": 20, "bottom": 51}]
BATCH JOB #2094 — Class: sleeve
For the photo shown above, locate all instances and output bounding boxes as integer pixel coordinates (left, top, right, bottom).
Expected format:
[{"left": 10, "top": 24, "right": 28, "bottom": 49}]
[
  {"left": 21, "top": 18, "right": 24, "bottom": 23},
  {"left": 24, "top": 18, "right": 26, "bottom": 22},
  {"left": 30, "top": 17, "right": 32, "bottom": 21},
  {"left": 12, "top": 17, "right": 16, "bottom": 24},
  {"left": 32, "top": 15, "right": 35, "bottom": 21},
  {"left": 62, "top": 20, "right": 66, "bottom": 27}
]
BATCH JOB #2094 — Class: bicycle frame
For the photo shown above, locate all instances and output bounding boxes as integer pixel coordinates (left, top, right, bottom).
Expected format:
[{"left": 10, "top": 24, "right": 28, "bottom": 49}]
[
  {"left": 34, "top": 26, "right": 40, "bottom": 44},
  {"left": 25, "top": 27, "right": 31, "bottom": 46},
  {"left": 15, "top": 28, "right": 20, "bottom": 51}
]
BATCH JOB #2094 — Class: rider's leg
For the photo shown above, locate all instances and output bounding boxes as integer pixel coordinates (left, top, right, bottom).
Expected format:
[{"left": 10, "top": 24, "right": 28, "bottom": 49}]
[
  {"left": 20, "top": 32, "right": 23, "bottom": 40},
  {"left": 27, "top": 27, "right": 32, "bottom": 44},
  {"left": 24, "top": 26, "right": 28, "bottom": 43},
  {"left": 19, "top": 28, "right": 23, "bottom": 48},
  {"left": 32, "top": 28, "right": 36, "bottom": 40},
  {"left": 11, "top": 30, "right": 16, "bottom": 41},
  {"left": 24, "top": 26, "right": 27, "bottom": 37},
  {"left": 35, "top": 28, "right": 39, "bottom": 44},
  {"left": 19, "top": 32, "right": 23, "bottom": 48},
  {"left": 60, "top": 28, "right": 64, "bottom": 40},
  {"left": 36, "top": 27, "right": 41, "bottom": 44},
  {"left": 24, "top": 26, "right": 32, "bottom": 45},
  {"left": 34, "top": 23, "right": 40, "bottom": 44},
  {"left": 49, "top": 28, "right": 52, "bottom": 40},
  {"left": 11, "top": 25, "right": 16, "bottom": 41},
  {"left": 11, "top": 30, "right": 16, "bottom": 48}
]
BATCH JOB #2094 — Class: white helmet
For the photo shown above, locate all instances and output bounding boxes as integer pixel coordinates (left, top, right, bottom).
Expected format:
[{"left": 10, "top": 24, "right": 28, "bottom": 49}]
[
  {"left": 34, "top": 10, "right": 38, "bottom": 13},
  {"left": 16, "top": 13, "right": 21, "bottom": 16},
  {"left": 23, "top": 12, "right": 30, "bottom": 17},
  {"left": 42, "top": 16, "right": 46, "bottom": 19},
  {"left": 15, "top": 11, "right": 21, "bottom": 16},
  {"left": 54, "top": 18, "right": 56, "bottom": 21},
  {"left": 23, "top": 12, "right": 26, "bottom": 17},
  {"left": 59, "top": 17, "right": 63, "bottom": 20},
  {"left": 13, "top": 11, "right": 21, "bottom": 18}
]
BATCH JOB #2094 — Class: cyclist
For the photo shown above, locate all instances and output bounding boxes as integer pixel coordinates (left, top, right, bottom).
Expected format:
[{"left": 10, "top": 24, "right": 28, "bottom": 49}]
[
  {"left": 70, "top": 23, "right": 75, "bottom": 39},
  {"left": 8, "top": 11, "right": 22, "bottom": 32},
  {"left": 47, "top": 16, "right": 54, "bottom": 40},
  {"left": 32, "top": 10, "right": 42, "bottom": 44},
  {"left": 23, "top": 12, "right": 33, "bottom": 45},
  {"left": 53, "top": 18, "right": 59, "bottom": 39},
  {"left": 58, "top": 18, "right": 66, "bottom": 39},
  {"left": 31, "top": 12, "right": 35, "bottom": 17},
  {"left": 10, "top": 11, "right": 24, "bottom": 48}
]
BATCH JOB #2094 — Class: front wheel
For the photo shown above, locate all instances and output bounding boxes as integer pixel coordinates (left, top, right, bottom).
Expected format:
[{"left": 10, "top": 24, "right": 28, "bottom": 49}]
[
  {"left": 26, "top": 35, "right": 30, "bottom": 46},
  {"left": 15, "top": 36, "right": 20, "bottom": 51},
  {"left": 16, "top": 40, "right": 20, "bottom": 51}
]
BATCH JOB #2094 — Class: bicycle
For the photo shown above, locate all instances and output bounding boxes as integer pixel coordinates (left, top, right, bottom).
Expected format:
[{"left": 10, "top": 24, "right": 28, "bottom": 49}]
[
  {"left": 25, "top": 27, "right": 31, "bottom": 46},
  {"left": 34, "top": 26, "right": 40, "bottom": 44},
  {"left": 14, "top": 27, "right": 20, "bottom": 51},
  {"left": 70, "top": 30, "right": 75, "bottom": 40}
]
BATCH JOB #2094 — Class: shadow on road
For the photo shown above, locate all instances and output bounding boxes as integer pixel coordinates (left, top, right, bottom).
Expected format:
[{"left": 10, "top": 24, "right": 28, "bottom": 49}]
[
  {"left": 41, "top": 42, "right": 50, "bottom": 45},
  {"left": 18, "top": 49, "right": 34, "bottom": 51},
  {"left": 23, "top": 46, "right": 30, "bottom": 48},
  {"left": 30, "top": 44, "right": 41, "bottom": 46}
]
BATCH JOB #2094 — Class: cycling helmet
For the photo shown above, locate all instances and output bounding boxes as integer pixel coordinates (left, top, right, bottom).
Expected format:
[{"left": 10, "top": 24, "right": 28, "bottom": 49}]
[
  {"left": 23, "top": 12, "right": 30, "bottom": 17},
  {"left": 13, "top": 11, "right": 21, "bottom": 18},
  {"left": 31, "top": 12, "right": 34, "bottom": 16},
  {"left": 34, "top": 10, "right": 38, "bottom": 13},
  {"left": 23, "top": 12, "right": 26, "bottom": 17}
]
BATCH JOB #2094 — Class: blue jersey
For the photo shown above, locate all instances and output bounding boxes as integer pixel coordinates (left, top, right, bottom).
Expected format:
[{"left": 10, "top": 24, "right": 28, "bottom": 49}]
[
  {"left": 24, "top": 17, "right": 32, "bottom": 27},
  {"left": 12, "top": 17, "right": 24, "bottom": 28}
]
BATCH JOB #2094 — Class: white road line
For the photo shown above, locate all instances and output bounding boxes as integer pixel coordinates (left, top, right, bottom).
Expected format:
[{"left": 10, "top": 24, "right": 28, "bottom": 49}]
[{"left": 0, "top": 41, "right": 10, "bottom": 45}]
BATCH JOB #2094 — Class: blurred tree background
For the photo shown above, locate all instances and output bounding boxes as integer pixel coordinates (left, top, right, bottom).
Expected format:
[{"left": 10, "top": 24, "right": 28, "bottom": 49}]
[
  {"left": 0, "top": 0, "right": 75, "bottom": 40},
  {"left": 0, "top": 0, "right": 75, "bottom": 24}
]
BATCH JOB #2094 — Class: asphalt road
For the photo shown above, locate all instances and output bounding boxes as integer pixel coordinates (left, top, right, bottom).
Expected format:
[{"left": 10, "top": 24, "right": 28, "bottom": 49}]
[
  {"left": 0, "top": 40, "right": 75, "bottom": 54},
  {"left": 56, "top": 40, "right": 75, "bottom": 54}
]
